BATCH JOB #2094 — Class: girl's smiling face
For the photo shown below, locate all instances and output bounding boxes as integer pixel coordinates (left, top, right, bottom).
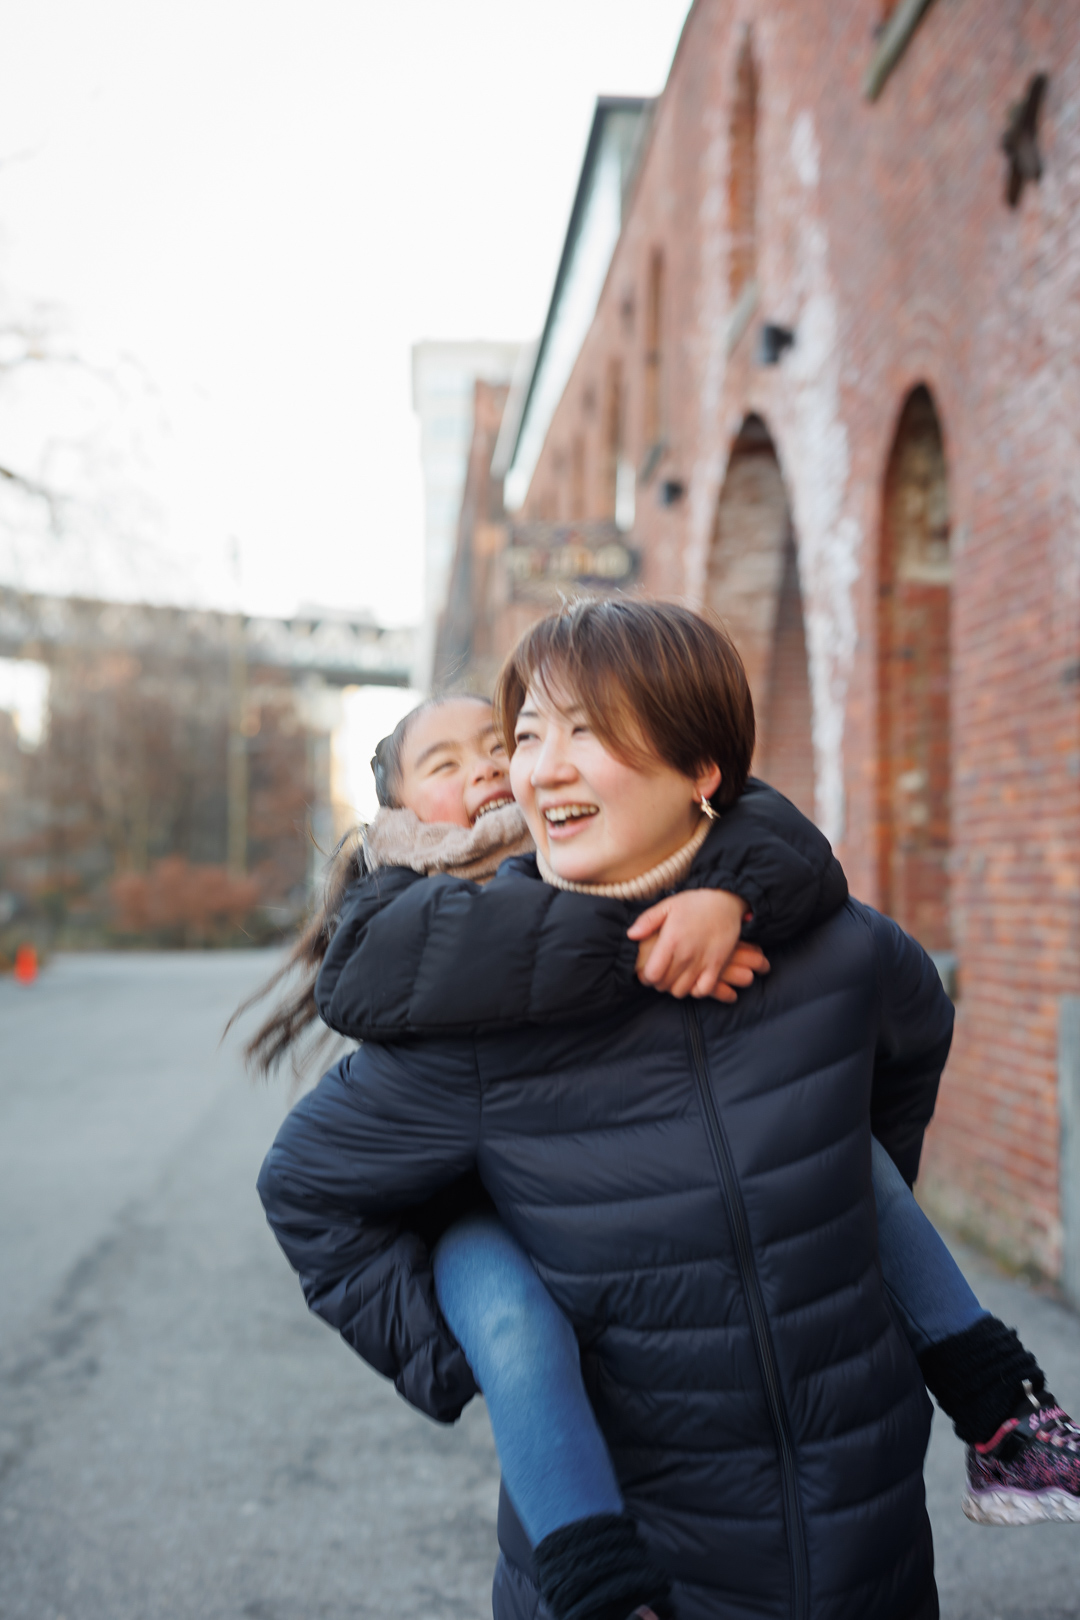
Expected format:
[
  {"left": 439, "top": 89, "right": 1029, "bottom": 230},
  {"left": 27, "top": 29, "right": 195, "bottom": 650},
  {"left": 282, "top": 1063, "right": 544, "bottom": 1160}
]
[
  {"left": 509, "top": 681, "right": 721, "bottom": 886},
  {"left": 397, "top": 698, "right": 513, "bottom": 828}
]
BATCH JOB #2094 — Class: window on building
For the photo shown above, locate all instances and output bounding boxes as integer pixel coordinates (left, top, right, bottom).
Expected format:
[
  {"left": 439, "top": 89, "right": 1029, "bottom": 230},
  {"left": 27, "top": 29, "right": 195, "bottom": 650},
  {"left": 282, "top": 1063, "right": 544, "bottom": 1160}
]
[
  {"left": 878, "top": 384, "right": 952, "bottom": 953},
  {"left": 551, "top": 449, "right": 567, "bottom": 521},
  {"left": 643, "top": 249, "right": 664, "bottom": 452},
  {"left": 602, "top": 360, "right": 623, "bottom": 520},
  {"left": 571, "top": 436, "right": 586, "bottom": 522},
  {"left": 758, "top": 531, "right": 814, "bottom": 818},
  {"left": 729, "top": 31, "right": 759, "bottom": 307}
]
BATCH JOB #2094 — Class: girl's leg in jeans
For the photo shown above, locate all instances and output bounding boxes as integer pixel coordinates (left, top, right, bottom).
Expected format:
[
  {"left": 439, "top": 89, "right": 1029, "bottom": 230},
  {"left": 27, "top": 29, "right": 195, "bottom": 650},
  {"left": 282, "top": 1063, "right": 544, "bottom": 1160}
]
[
  {"left": 871, "top": 1134, "right": 988, "bottom": 1355},
  {"left": 432, "top": 1211, "right": 623, "bottom": 1546}
]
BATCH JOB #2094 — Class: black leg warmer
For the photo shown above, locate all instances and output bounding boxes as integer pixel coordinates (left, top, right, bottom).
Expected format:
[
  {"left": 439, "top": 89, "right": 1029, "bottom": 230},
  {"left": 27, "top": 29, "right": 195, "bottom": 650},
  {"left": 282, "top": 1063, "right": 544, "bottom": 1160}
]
[
  {"left": 533, "top": 1513, "right": 676, "bottom": 1620},
  {"left": 917, "top": 1315, "right": 1045, "bottom": 1445}
]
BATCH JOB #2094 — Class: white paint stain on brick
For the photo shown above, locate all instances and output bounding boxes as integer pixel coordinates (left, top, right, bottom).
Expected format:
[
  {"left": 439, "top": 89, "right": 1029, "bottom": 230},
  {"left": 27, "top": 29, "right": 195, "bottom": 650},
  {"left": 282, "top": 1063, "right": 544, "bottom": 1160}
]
[
  {"left": 686, "top": 103, "right": 860, "bottom": 842},
  {"left": 686, "top": 103, "right": 730, "bottom": 599},
  {"left": 790, "top": 109, "right": 820, "bottom": 190},
  {"left": 779, "top": 111, "right": 861, "bottom": 844}
]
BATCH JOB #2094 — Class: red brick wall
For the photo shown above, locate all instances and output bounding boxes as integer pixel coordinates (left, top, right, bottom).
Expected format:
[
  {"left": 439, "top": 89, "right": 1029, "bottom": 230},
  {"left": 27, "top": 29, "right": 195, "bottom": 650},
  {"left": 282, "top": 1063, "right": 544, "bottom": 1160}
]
[{"left": 515, "top": 0, "right": 1080, "bottom": 1275}]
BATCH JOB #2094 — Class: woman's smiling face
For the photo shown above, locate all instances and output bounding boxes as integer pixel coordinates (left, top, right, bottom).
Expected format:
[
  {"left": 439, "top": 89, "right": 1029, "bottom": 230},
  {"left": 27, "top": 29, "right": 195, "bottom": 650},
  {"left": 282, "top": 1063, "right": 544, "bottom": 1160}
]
[
  {"left": 510, "top": 680, "right": 721, "bottom": 886},
  {"left": 398, "top": 698, "right": 513, "bottom": 828}
]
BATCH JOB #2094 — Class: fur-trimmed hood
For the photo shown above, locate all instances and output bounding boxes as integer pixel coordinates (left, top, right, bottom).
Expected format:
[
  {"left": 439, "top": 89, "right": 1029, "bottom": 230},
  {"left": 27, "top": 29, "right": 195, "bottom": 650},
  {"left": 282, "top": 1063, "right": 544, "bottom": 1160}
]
[{"left": 362, "top": 803, "right": 533, "bottom": 885}]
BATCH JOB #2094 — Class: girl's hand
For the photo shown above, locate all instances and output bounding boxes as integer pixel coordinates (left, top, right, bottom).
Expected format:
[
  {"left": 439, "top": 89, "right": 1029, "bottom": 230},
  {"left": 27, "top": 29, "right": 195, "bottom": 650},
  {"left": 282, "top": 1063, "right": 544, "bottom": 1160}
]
[{"left": 627, "top": 890, "right": 770, "bottom": 1001}]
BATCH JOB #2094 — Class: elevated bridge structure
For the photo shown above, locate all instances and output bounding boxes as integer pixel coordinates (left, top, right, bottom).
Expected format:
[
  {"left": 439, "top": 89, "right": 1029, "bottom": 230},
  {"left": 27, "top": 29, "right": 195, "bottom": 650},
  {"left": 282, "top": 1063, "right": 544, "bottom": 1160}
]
[{"left": 0, "top": 588, "right": 415, "bottom": 688}]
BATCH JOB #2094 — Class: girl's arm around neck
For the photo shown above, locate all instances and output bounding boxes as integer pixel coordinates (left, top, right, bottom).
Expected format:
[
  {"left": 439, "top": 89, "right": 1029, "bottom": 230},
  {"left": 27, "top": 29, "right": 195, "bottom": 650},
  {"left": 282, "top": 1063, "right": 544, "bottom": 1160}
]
[
  {"left": 316, "top": 865, "right": 641, "bottom": 1042},
  {"left": 315, "top": 864, "right": 427, "bottom": 1031},
  {"left": 315, "top": 781, "right": 848, "bottom": 1043}
]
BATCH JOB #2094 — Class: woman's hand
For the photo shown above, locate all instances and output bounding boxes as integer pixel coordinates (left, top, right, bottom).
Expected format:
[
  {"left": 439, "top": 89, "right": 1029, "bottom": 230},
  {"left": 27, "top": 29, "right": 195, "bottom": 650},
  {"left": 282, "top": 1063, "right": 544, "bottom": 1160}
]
[{"left": 627, "top": 889, "right": 770, "bottom": 1001}]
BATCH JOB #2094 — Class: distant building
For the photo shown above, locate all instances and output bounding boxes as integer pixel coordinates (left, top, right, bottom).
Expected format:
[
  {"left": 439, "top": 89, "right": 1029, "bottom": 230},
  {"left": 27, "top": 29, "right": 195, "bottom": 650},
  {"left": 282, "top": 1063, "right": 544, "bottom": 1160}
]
[
  {"left": 411, "top": 340, "right": 522, "bottom": 689},
  {"left": 433, "top": 99, "right": 655, "bottom": 696},
  {"left": 433, "top": 375, "right": 640, "bottom": 697},
  {"left": 432, "top": 378, "right": 511, "bottom": 695},
  {"left": 439, "top": 4, "right": 1080, "bottom": 1296}
]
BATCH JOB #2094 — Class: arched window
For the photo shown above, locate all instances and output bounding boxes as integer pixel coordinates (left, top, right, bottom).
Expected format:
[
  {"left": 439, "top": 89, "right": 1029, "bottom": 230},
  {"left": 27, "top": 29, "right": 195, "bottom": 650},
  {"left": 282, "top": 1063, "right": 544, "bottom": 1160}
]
[
  {"left": 759, "top": 531, "right": 815, "bottom": 816},
  {"left": 729, "top": 32, "right": 759, "bottom": 307},
  {"left": 707, "top": 416, "right": 815, "bottom": 818},
  {"left": 878, "top": 385, "right": 952, "bottom": 951}
]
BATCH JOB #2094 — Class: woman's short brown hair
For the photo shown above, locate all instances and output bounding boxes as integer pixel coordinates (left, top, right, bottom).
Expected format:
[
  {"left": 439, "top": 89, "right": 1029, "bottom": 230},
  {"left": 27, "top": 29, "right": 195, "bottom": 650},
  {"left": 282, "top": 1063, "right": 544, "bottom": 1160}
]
[{"left": 493, "top": 598, "right": 755, "bottom": 809}]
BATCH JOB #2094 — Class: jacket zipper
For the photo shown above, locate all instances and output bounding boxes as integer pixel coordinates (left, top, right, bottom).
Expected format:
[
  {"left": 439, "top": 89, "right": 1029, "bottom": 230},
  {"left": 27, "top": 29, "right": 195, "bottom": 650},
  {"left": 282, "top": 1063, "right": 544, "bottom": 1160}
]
[{"left": 684, "top": 1003, "right": 809, "bottom": 1620}]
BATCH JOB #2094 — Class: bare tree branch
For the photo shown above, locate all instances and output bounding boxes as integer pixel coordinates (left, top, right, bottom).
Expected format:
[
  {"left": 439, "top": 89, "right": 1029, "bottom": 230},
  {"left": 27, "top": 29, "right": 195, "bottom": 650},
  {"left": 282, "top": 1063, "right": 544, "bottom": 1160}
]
[
  {"left": 0, "top": 460, "right": 65, "bottom": 528},
  {"left": 0, "top": 269, "right": 161, "bottom": 555},
  {"left": 0, "top": 317, "right": 116, "bottom": 386}
]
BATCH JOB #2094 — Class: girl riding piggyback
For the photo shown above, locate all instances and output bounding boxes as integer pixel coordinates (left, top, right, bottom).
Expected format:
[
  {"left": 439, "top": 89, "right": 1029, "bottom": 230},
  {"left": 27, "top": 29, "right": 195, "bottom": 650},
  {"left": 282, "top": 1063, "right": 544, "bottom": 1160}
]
[
  {"left": 250, "top": 614, "right": 1078, "bottom": 1620},
  {"left": 246, "top": 690, "right": 778, "bottom": 1080}
]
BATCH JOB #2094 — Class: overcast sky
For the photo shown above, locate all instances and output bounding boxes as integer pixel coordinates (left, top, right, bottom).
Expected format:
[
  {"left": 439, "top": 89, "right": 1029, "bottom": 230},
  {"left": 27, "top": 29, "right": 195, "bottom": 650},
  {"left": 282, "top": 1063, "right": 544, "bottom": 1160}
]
[{"left": 0, "top": 0, "right": 690, "bottom": 627}]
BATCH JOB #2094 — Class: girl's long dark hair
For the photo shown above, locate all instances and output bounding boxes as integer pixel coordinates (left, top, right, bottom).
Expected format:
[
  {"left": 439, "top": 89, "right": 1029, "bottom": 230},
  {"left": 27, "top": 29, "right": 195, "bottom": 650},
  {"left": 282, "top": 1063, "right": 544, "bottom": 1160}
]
[
  {"left": 233, "top": 693, "right": 487, "bottom": 1078},
  {"left": 231, "top": 825, "right": 366, "bottom": 1079}
]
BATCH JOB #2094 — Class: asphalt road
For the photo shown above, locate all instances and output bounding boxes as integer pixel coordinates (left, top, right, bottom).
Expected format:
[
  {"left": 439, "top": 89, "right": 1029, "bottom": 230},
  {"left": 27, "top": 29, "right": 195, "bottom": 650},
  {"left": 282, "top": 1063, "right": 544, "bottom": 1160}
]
[{"left": 0, "top": 953, "right": 1076, "bottom": 1620}]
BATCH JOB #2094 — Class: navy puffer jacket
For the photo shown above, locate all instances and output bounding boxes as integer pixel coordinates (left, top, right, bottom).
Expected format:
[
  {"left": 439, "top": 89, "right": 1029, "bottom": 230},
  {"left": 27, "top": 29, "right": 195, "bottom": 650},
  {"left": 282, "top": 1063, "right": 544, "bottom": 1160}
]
[{"left": 259, "top": 788, "right": 951, "bottom": 1620}]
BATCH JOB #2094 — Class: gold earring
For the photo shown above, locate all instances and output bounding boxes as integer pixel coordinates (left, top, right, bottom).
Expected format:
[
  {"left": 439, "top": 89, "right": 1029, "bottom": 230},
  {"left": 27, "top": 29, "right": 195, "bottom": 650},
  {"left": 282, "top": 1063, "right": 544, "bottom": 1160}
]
[{"left": 698, "top": 793, "right": 719, "bottom": 821}]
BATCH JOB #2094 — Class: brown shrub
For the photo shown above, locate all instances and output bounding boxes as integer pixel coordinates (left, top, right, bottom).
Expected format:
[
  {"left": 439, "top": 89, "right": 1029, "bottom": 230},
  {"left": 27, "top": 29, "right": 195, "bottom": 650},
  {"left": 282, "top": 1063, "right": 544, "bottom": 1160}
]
[{"left": 110, "top": 857, "right": 262, "bottom": 946}]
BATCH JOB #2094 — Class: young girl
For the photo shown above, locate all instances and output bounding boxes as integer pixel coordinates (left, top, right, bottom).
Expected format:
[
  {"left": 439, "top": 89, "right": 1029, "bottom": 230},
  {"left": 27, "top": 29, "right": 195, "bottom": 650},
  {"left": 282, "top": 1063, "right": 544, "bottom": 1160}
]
[{"left": 251, "top": 678, "right": 1078, "bottom": 1619}]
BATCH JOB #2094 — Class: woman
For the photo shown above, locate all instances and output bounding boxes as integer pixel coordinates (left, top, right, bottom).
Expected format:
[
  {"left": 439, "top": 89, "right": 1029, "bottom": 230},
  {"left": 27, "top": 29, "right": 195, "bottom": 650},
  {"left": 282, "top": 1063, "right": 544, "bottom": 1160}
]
[{"left": 259, "top": 601, "right": 954, "bottom": 1620}]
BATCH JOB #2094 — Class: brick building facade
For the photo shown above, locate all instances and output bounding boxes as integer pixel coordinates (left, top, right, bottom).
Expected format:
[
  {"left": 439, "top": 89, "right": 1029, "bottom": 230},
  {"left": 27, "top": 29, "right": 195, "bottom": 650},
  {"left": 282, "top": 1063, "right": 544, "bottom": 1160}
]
[{"left": 443, "top": 1, "right": 1080, "bottom": 1285}]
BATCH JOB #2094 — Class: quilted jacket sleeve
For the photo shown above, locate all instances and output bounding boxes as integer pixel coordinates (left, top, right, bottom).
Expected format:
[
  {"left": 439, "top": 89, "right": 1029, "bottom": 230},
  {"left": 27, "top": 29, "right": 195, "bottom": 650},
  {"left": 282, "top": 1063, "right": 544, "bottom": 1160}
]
[
  {"left": 687, "top": 778, "right": 848, "bottom": 945},
  {"left": 316, "top": 780, "right": 847, "bottom": 1042},
  {"left": 863, "top": 905, "right": 955, "bottom": 1187},
  {"left": 257, "top": 1046, "right": 482, "bottom": 1422},
  {"left": 315, "top": 864, "right": 427, "bottom": 1028}
]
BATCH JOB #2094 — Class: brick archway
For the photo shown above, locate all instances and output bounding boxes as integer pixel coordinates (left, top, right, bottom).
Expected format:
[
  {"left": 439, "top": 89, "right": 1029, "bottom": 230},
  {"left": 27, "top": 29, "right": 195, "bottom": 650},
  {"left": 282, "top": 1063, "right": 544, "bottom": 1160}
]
[
  {"left": 878, "top": 385, "right": 952, "bottom": 951},
  {"left": 705, "top": 415, "right": 815, "bottom": 818}
]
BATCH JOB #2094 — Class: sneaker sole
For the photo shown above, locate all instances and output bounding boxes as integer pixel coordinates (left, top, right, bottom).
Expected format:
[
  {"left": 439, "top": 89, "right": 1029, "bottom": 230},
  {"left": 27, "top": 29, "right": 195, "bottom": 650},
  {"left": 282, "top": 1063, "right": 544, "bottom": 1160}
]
[{"left": 962, "top": 1486, "right": 1080, "bottom": 1526}]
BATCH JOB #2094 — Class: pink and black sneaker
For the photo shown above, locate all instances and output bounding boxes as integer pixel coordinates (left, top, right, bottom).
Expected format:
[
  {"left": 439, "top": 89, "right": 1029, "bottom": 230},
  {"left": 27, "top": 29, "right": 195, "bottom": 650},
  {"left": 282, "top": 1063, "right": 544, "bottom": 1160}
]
[{"left": 963, "top": 1382, "right": 1080, "bottom": 1525}]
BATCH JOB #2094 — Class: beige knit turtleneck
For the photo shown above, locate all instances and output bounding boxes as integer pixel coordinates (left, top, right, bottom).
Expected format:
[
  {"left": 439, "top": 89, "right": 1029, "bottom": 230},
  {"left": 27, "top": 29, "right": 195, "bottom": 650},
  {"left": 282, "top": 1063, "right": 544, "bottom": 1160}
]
[
  {"left": 363, "top": 802, "right": 712, "bottom": 900},
  {"left": 535, "top": 815, "right": 712, "bottom": 902}
]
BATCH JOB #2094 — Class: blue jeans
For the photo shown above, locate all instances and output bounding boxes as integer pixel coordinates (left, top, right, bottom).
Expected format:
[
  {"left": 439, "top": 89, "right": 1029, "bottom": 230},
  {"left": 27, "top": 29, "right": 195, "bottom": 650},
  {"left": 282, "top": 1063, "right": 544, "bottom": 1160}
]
[
  {"left": 870, "top": 1135, "right": 987, "bottom": 1354},
  {"left": 433, "top": 1213, "right": 624, "bottom": 1544},
  {"left": 433, "top": 1140, "right": 986, "bottom": 1545}
]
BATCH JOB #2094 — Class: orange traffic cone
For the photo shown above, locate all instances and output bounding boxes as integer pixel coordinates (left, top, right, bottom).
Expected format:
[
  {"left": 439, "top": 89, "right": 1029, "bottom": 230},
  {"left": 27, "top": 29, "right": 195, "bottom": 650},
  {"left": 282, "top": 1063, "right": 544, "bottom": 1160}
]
[{"left": 13, "top": 944, "right": 38, "bottom": 985}]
